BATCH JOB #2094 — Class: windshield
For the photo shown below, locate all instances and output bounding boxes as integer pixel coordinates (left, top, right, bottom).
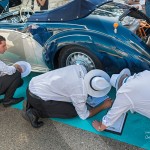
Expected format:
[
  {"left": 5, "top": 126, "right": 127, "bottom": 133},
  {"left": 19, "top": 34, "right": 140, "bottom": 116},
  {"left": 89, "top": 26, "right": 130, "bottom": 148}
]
[{"left": 92, "top": 2, "right": 130, "bottom": 18}]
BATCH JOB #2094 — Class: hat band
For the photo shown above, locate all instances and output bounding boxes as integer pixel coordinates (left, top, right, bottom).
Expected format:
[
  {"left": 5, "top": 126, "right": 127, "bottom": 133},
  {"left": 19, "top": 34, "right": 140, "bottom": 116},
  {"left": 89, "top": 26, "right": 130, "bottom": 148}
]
[
  {"left": 118, "top": 74, "right": 129, "bottom": 89},
  {"left": 90, "top": 76, "right": 100, "bottom": 91},
  {"left": 123, "top": 77, "right": 128, "bottom": 84}
]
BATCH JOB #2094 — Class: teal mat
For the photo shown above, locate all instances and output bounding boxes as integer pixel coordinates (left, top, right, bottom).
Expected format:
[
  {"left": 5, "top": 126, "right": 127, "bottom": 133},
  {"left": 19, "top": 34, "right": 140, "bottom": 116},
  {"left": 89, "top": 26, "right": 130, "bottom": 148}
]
[{"left": 3, "top": 72, "right": 150, "bottom": 149}]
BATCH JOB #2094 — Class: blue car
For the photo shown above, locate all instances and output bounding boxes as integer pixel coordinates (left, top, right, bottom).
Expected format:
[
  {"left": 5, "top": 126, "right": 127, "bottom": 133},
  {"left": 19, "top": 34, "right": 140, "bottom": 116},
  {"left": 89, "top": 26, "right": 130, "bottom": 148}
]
[{"left": 0, "top": 0, "right": 150, "bottom": 74}]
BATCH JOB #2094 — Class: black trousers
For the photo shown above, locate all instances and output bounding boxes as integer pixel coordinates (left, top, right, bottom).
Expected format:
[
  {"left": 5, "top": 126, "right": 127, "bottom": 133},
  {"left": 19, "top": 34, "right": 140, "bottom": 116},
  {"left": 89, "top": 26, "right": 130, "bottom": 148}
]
[
  {"left": 0, "top": 71, "right": 23, "bottom": 101},
  {"left": 26, "top": 89, "right": 78, "bottom": 118}
]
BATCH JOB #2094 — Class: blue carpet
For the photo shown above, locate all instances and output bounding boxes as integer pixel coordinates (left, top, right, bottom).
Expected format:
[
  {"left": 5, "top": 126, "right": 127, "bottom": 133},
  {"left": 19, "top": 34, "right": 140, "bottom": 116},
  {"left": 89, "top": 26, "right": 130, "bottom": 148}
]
[{"left": 4, "top": 72, "right": 150, "bottom": 149}]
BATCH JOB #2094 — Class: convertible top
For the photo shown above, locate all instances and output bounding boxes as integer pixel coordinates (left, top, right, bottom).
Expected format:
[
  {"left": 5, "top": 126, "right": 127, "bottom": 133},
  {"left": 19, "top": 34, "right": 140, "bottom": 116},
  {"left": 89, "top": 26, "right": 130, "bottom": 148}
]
[{"left": 28, "top": 0, "right": 112, "bottom": 22}]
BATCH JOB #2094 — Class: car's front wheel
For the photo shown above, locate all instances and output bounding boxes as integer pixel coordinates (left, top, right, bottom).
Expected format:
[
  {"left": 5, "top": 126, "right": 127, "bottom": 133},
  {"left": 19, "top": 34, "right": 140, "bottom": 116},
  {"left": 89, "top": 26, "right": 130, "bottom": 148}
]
[{"left": 58, "top": 46, "right": 102, "bottom": 72}]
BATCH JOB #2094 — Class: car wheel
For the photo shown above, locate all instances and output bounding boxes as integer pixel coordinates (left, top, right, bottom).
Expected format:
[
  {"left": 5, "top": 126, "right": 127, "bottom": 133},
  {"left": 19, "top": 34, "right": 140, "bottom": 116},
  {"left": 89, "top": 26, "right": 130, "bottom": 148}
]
[{"left": 58, "top": 46, "right": 102, "bottom": 72}]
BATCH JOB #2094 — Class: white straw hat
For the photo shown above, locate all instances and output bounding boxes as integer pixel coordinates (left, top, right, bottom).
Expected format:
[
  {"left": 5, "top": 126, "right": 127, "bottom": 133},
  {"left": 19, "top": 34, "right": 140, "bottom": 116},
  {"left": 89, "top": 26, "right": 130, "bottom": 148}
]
[
  {"left": 84, "top": 69, "right": 111, "bottom": 97},
  {"left": 14, "top": 61, "right": 31, "bottom": 78},
  {"left": 110, "top": 68, "right": 131, "bottom": 90}
]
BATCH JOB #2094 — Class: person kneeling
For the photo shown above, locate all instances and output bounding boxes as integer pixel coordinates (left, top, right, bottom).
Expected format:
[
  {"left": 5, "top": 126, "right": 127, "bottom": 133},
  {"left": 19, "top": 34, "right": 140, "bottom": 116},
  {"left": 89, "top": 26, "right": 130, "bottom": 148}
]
[
  {"left": 92, "top": 69, "right": 150, "bottom": 132},
  {"left": 0, "top": 35, "right": 24, "bottom": 107},
  {"left": 22, "top": 65, "right": 112, "bottom": 128}
]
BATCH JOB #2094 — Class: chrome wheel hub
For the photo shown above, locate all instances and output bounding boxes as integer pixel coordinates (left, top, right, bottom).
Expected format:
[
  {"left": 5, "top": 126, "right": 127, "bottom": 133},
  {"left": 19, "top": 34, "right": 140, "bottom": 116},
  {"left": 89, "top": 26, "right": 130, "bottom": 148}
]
[{"left": 66, "top": 52, "right": 95, "bottom": 71}]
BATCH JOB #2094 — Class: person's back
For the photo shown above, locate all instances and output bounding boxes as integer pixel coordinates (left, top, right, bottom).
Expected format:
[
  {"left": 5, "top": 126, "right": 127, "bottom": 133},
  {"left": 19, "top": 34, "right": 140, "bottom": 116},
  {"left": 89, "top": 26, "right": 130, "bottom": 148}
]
[
  {"left": 29, "top": 65, "right": 87, "bottom": 102},
  {"left": 118, "top": 70, "right": 150, "bottom": 118}
]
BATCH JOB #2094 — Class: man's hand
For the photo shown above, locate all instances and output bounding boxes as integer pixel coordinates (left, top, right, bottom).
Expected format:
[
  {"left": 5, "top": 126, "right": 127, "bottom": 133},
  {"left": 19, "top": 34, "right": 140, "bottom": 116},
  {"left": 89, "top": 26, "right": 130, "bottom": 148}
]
[
  {"left": 13, "top": 64, "right": 23, "bottom": 73},
  {"left": 92, "top": 120, "right": 107, "bottom": 131},
  {"left": 101, "top": 98, "right": 113, "bottom": 110}
]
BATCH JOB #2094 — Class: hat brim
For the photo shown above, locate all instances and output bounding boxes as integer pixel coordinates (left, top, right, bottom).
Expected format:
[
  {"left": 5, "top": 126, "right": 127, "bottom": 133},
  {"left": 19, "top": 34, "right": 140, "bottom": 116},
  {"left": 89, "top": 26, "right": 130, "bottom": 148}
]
[
  {"left": 116, "top": 68, "right": 131, "bottom": 90},
  {"left": 14, "top": 61, "right": 31, "bottom": 78},
  {"left": 84, "top": 69, "right": 111, "bottom": 97}
]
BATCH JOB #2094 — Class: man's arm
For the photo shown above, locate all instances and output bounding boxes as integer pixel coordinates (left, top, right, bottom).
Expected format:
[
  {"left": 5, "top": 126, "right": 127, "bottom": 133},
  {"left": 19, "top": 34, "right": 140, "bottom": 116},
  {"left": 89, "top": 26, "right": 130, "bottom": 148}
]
[
  {"left": 71, "top": 93, "right": 113, "bottom": 119},
  {"left": 92, "top": 93, "right": 131, "bottom": 131},
  {"left": 88, "top": 98, "right": 112, "bottom": 118},
  {"left": 71, "top": 96, "right": 112, "bottom": 120},
  {"left": 0, "top": 60, "right": 16, "bottom": 75}
]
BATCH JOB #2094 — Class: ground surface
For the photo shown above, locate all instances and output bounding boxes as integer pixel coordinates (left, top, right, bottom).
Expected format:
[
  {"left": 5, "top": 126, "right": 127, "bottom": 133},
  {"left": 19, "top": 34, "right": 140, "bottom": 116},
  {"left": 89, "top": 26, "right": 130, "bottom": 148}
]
[{"left": 0, "top": 106, "right": 143, "bottom": 150}]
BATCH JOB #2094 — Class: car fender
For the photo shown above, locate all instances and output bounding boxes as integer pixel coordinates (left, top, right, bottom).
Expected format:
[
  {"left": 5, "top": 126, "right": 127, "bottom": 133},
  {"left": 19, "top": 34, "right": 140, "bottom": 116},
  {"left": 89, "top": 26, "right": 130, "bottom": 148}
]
[
  {"left": 43, "top": 33, "right": 97, "bottom": 69},
  {"left": 44, "top": 29, "right": 123, "bottom": 58},
  {"left": 44, "top": 30, "right": 150, "bottom": 72}
]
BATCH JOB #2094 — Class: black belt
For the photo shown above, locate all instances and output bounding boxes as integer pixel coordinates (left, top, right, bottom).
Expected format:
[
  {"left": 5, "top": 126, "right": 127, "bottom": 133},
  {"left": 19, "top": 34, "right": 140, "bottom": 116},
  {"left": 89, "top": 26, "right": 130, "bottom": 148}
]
[{"left": 28, "top": 90, "right": 42, "bottom": 100}]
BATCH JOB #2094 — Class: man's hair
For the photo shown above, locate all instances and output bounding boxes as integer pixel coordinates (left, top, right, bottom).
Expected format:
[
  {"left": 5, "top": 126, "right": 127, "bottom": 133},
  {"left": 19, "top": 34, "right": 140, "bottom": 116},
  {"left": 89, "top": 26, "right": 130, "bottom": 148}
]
[{"left": 0, "top": 35, "right": 6, "bottom": 43}]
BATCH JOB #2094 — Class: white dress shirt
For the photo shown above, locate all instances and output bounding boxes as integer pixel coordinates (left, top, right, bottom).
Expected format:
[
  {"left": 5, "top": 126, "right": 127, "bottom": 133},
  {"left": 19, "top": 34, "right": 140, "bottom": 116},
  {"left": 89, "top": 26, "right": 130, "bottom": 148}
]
[
  {"left": 0, "top": 60, "right": 16, "bottom": 77},
  {"left": 102, "top": 70, "right": 150, "bottom": 127},
  {"left": 29, "top": 65, "right": 90, "bottom": 120}
]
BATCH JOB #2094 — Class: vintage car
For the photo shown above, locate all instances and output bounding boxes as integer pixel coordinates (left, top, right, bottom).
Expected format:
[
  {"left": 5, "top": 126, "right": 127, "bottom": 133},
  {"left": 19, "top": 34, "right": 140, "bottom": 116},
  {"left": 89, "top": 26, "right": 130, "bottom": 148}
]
[{"left": 0, "top": 0, "right": 150, "bottom": 74}]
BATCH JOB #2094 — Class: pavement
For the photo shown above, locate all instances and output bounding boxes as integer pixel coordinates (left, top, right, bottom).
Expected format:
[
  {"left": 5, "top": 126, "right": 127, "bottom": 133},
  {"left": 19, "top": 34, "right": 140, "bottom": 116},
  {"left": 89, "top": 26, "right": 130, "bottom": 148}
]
[{"left": 0, "top": 105, "right": 143, "bottom": 150}]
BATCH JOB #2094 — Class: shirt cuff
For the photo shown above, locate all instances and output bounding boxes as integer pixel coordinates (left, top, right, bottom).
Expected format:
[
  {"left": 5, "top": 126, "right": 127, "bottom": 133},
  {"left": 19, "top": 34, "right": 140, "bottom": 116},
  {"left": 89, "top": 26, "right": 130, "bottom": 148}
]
[
  {"left": 79, "top": 110, "right": 90, "bottom": 120},
  {"left": 11, "top": 66, "right": 16, "bottom": 73},
  {"left": 102, "top": 115, "right": 111, "bottom": 127}
]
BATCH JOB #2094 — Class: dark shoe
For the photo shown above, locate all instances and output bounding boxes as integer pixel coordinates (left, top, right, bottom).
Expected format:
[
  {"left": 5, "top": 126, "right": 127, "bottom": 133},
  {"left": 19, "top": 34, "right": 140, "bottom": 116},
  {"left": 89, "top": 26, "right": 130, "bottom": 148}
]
[
  {"left": 25, "top": 109, "right": 44, "bottom": 128},
  {"left": 3, "top": 97, "right": 24, "bottom": 107},
  {"left": 22, "top": 110, "right": 30, "bottom": 122}
]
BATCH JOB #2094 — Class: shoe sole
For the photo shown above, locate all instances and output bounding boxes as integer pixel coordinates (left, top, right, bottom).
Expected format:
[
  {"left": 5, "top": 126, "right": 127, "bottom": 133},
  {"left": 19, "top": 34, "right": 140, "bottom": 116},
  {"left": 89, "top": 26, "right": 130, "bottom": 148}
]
[{"left": 3, "top": 98, "right": 24, "bottom": 107}]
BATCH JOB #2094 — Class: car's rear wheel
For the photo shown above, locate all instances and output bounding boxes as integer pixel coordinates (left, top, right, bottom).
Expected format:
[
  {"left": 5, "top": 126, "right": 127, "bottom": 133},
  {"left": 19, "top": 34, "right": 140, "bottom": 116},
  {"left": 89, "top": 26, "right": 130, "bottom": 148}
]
[{"left": 58, "top": 46, "right": 102, "bottom": 71}]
